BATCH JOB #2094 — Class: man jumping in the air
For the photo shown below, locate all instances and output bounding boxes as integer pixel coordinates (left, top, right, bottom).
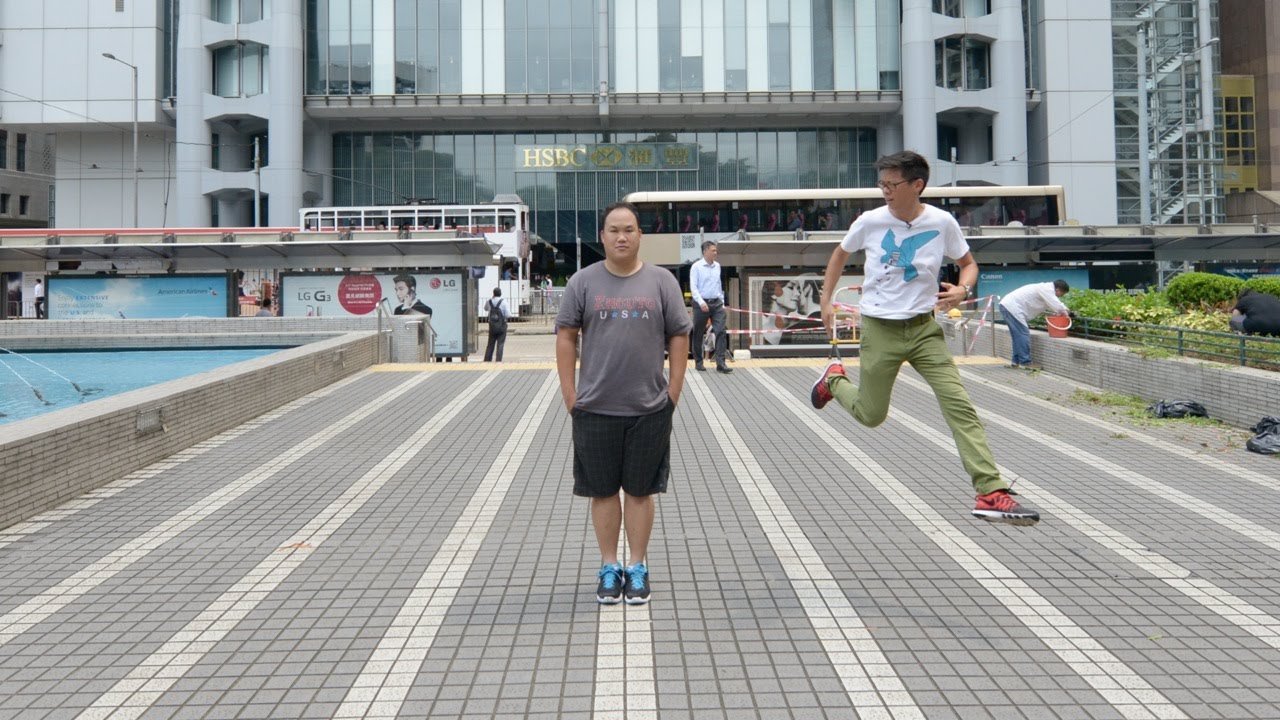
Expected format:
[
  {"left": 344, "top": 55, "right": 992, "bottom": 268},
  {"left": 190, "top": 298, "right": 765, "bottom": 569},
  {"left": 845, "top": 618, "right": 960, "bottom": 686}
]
[{"left": 812, "top": 150, "right": 1039, "bottom": 526}]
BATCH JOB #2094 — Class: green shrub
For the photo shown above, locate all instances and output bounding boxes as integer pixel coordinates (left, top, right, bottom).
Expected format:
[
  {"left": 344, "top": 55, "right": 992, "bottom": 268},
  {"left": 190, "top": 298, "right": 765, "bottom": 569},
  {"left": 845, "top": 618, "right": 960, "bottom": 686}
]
[
  {"left": 1063, "top": 288, "right": 1174, "bottom": 325},
  {"left": 1170, "top": 310, "right": 1231, "bottom": 333},
  {"left": 1165, "top": 272, "right": 1243, "bottom": 310},
  {"left": 1243, "top": 276, "right": 1280, "bottom": 300}
]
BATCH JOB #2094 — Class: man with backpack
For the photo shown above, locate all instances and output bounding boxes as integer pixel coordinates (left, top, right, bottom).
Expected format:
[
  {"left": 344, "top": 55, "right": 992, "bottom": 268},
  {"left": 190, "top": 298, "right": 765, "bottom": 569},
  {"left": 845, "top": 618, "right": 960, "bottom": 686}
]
[{"left": 484, "top": 287, "right": 509, "bottom": 362}]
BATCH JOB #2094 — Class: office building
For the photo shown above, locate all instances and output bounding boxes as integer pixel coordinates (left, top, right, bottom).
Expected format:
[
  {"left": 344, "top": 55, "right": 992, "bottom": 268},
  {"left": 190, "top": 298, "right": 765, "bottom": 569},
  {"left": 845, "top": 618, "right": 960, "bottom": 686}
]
[{"left": 0, "top": 0, "right": 1224, "bottom": 253}]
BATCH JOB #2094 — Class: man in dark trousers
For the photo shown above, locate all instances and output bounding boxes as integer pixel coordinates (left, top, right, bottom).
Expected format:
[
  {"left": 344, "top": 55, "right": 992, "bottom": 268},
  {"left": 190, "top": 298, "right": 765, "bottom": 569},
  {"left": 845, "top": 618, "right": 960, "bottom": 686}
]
[
  {"left": 689, "top": 239, "right": 732, "bottom": 373},
  {"left": 555, "top": 201, "right": 692, "bottom": 605}
]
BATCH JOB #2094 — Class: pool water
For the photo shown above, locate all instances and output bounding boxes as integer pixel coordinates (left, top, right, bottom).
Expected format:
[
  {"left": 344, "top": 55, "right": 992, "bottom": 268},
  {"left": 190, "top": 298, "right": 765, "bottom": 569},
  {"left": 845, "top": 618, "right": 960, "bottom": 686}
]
[{"left": 0, "top": 348, "right": 286, "bottom": 425}]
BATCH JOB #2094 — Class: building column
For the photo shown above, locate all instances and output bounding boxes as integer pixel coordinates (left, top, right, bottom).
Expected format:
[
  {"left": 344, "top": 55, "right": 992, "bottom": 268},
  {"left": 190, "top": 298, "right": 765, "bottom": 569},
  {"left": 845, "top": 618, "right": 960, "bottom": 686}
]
[
  {"left": 267, "top": 0, "right": 305, "bottom": 227},
  {"left": 991, "top": 0, "right": 1028, "bottom": 184},
  {"left": 176, "top": 1, "right": 211, "bottom": 226},
  {"left": 877, "top": 117, "right": 903, "bottom": 157},
  {"left": 899, "top": 0, "right": 936, "bottom": 158}
]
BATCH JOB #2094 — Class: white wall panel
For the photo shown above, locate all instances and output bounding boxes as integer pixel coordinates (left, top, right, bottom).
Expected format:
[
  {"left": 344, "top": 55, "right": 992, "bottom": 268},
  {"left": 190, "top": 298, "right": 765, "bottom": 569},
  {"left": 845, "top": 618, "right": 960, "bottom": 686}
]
[
  {"left": 482, "top": 0, "right": 505, "bottom": 93},
  {"left": 615, "top": 0, "right": 638, "bottom": 92},
  {"left": 789, "top": 0, "right": 812, "bottom": 91},
  {"left": 832, "top": 0, "right": 855, "bottom": 90},
  {"left": 854, "top": 0, "right": 877, "bottom": 89},
  {"left": 702, "top": 0, "right": 726, "bottom": 91},
  {"left": 746, "top": 0, "right": 768, "bottom": 90},
  {"left": 372, "top": 0, "right": 394, "bottom": 94},
  {"left": 461, "top": 0, "right": 484, "bottom": 92}
]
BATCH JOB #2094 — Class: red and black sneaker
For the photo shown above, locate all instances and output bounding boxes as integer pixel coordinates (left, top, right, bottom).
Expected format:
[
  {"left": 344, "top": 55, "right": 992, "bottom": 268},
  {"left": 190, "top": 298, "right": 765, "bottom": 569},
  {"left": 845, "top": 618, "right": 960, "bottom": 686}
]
[
  {"left": 972, "top": 490, "right": 1040, "bottom": 526},
  {"left": 810, "top": 361, "right": 847, "bottom": 410}
]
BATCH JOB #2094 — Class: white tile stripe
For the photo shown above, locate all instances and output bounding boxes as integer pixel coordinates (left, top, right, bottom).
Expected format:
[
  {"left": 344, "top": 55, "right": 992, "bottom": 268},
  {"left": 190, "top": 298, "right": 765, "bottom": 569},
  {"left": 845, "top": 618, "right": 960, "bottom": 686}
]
[
  {"left": 749, "top": 370, "right": 1188, "bottom": 720},
  {"left": 594, "top": 522, "right": 656, "bottom": 720},
  {"left": 898, "top": 373, "right": 1280, "bottom": 554},
  {"left": 959, "top": 368, "right": 1278, "bottom": 491},
  {"left": 332, "top": 373, "right": 560, "bottom": 720},
  {"left": 874, "top": 381, "right": 1280, "bottom": 651},
  {"left": 686, "top": 374, "right": 928, "bottom": 720},
  {"left": 0, "top": 372, "right": 434, "bottom": 649},
  {"left": 0, "top": 373, "right": 365, "bottom": 550},
  {"left": 74, "top": 371, "right": 502, "bottom": 720}
]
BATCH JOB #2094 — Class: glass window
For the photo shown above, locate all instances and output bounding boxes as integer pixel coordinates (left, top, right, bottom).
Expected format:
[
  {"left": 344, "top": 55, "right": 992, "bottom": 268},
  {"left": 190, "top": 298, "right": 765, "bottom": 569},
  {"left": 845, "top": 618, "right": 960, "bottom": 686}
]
[
  {"left": 243, "top": 44, "right": 262, "bottom": 96},
  {"left": 329, "top": 0, "right": 351, "bottom": 94},
  {"left": 811, "top": 0, "right": 834, "bottom": 91},
  {"left": 438, "top": 0, "right": 461, "bottom": 92},
  {"left": 417, "top": 0, "right": 438, "bottom": 93},
  {"left": 242, "top": 0, "right": 263, "bottom": 23},
  {"left": 658, "top": 0, "right": 680, "bottom": 91},
  {"left": 19, "top": 195, "right": 29, "bottom": 216},
  {"left": 350, "top": 0, "right": 372, "bottom": 94},
  {"left": 395, "top": 0, "right": 416, "bottom": 92},
  {"left": 305, "top": 0, "right": 326, "bottom": 93},
  {"left": 213, "top": 45, "right": 239, "bottom": 96},
  {"left": 964, "top": 38, "right": 989, "bottom": 89},
  {"left": 767, "top": 0, "right": 790, "bottom": 92},
  {"left": 724, "top": 0, "right": 747, "bottom": 90},
  {"left": 0, "top": 130, "right": 7, "bottom": 169},
  {"left": 211, "top": 0, "right": 235, "bottom": 22}
]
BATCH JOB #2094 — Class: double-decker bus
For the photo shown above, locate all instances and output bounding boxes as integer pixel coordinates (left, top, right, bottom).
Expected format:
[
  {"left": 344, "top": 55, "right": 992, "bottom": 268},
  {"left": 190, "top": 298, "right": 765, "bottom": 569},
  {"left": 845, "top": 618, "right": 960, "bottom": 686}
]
[
  {"left": 624, "top": 185, "right": 1065, "bottom": 237},
  {"left": 298, "top": 201, "right": 531, "bottom": 318}
]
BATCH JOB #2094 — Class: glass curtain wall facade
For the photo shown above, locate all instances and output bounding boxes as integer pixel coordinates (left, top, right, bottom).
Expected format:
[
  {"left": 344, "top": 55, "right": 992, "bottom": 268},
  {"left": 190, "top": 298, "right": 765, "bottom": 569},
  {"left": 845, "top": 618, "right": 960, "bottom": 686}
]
[
  {"left": 332, "top": 129, "right": 879, "bottom": 244},
  {"left": 307, "top": 0, "right": 899, "bottom": 95}
]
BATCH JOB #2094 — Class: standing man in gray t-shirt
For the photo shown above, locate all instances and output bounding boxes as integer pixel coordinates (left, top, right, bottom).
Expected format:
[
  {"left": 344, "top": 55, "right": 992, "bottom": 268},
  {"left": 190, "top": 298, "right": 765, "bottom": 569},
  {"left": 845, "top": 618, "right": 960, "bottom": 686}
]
[{"left": 555, "top": 201, "right": 692, "bottom": 605}]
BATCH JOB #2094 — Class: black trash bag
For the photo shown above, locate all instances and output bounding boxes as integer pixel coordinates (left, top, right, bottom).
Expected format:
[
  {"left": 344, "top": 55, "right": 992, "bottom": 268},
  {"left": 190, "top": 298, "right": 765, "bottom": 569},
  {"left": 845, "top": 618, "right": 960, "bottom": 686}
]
[
  {"left": 1251, "top": 416, "right": 1280, "bottom": 436},
  {"left": 1247, "top": 416, "right": 1280, "bottom": 455},
  {"left": 1147, "top": 400, "right": 1208, "bottom": 419},
  {"left": 1246, "top": 433, "right": 1280, "bottom": 455}
]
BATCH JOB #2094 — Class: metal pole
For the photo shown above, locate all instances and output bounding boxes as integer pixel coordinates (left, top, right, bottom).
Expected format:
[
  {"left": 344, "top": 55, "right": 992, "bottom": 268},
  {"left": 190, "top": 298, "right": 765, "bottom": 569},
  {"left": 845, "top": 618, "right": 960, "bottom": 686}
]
[
  {"left": 253, "top": 136, "right": 262, "bottom": 227},
  {"left": 575, "top": 236, "right": 582, "bottom": 273},
  {"left": 1136, "top": 26, "right": 1151, "bottom": 225},
  {"left": 131, "top": 64, "right": 138, "bottom": 228},
  {"left": 1180, "top": 57, "right": 1189, "bottom": 224}
]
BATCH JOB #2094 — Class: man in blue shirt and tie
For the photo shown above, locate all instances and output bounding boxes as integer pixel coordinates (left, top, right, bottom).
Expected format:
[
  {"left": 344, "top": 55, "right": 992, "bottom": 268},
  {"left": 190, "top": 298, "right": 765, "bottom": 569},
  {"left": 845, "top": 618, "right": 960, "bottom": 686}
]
[{"left": 690, "top": 240, "right": 732, "bottom": 374}]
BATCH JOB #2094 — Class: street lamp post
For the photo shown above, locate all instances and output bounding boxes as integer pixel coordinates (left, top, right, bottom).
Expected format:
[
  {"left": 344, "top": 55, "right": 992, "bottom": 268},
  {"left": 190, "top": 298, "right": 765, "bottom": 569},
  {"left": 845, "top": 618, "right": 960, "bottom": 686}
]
[{"left": 102, "top": 53, "right": 139, "bottom": 228}]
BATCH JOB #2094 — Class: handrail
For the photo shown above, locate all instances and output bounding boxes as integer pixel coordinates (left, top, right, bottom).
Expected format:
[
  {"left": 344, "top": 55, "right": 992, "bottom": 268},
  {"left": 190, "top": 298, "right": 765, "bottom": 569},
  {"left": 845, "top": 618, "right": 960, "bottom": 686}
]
[{"left": 1030, "top": 315, "right": 1280, "bottom": 370}]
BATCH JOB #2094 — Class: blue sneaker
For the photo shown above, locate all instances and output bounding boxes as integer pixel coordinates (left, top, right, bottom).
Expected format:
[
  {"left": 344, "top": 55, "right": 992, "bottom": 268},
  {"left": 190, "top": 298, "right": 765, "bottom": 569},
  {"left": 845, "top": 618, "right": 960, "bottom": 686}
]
[
  {"left": 624, "top": 562, "right": 651, "bottom": 605},
  {"left": 596, "top": 563, "right": 624, "bottom": 605}
]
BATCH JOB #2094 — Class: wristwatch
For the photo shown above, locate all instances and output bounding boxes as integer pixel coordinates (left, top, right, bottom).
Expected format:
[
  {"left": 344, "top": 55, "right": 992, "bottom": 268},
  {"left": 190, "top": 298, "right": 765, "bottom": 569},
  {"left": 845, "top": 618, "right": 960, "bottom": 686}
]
[{"left": 961, "top": 284, "right": 972, "bottom": 298}]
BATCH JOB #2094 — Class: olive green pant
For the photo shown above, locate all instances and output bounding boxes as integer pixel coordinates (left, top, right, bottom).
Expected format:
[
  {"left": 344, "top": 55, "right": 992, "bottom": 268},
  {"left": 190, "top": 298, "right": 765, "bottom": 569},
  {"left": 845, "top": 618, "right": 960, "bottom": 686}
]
[{"left": 828, "top": 314, "right": 1007, "bottom": 495}]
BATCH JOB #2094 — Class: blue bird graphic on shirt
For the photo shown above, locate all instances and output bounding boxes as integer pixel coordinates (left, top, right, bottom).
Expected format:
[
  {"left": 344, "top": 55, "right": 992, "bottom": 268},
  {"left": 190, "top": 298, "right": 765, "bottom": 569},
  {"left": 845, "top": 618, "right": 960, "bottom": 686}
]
[{"left": 880, "top": 229, "right": 939, "bottom": 282}]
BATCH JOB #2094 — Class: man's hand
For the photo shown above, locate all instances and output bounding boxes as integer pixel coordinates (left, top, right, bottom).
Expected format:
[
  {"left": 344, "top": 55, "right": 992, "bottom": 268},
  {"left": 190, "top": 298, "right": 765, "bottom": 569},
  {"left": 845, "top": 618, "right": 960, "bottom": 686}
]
[
  {"left": 699, "top": 302, "right": 709, "bottom": 312},
  {"left": 935, "top": 282, "right": 967, "bottom": 312},
  {"left": 562, "top": 391, "right": 576, "bottom": 413}
]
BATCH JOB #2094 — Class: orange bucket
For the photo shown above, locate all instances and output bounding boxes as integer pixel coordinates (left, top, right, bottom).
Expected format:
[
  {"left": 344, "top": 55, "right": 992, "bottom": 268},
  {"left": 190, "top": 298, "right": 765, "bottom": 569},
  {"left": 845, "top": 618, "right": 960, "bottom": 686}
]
[{"left": 1046, "top": 314, "right": 1072, "bottom": 338}]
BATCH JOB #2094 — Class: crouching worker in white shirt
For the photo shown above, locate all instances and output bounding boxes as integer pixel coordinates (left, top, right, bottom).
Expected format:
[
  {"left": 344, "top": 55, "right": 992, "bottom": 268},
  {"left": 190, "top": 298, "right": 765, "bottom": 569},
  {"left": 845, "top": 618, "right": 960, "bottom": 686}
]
[{"left": 997, "top": 280, "right": 1070, "bottom": 370}]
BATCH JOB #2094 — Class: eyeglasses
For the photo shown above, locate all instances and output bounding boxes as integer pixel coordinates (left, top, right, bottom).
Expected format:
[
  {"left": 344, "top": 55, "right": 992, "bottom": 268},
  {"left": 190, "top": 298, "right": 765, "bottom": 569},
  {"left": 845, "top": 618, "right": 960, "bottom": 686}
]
[{"left": 877, "top": 178, "right": 913, "bottom": 191}]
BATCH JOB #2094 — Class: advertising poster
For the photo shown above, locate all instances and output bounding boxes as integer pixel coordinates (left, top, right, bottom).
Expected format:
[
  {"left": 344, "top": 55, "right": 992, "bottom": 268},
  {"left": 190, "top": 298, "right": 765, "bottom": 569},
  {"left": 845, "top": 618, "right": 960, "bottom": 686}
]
[
  {"left": 281, "top": 272, "right": 465, "bottom": 356},
  {"left": 748, "top": 274, "right": 862, "bottom": 345},
  {"left": 46, "top": 275, "right": 230, "bottom": 319},
  {"left": 977, "top": 268, "right": 1090, "bottom": 304}
]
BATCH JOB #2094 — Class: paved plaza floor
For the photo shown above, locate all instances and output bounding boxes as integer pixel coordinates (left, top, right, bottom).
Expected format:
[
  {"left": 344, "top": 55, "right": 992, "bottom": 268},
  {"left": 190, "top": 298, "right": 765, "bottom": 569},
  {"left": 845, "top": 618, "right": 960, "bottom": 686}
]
[{"left": 1, "top": 337, "right": 1279, "bottom": 720}]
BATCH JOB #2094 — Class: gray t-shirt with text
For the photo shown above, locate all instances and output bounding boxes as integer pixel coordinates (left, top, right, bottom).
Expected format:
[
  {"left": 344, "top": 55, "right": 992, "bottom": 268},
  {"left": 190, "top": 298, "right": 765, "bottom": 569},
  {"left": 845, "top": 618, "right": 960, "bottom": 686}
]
[{"left": 556, "top": 262, "right": 693, "bottom": 416}]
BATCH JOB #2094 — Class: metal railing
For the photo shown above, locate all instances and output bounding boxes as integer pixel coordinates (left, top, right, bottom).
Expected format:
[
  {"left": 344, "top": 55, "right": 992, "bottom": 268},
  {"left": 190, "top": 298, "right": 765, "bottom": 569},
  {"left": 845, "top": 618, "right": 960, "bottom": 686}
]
[
  {"left": 528, "top": 288, "right": 564, "bottom": 316},
  {"left": 1031, "top": 316, "right": 1280, "bottom": 371}
]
